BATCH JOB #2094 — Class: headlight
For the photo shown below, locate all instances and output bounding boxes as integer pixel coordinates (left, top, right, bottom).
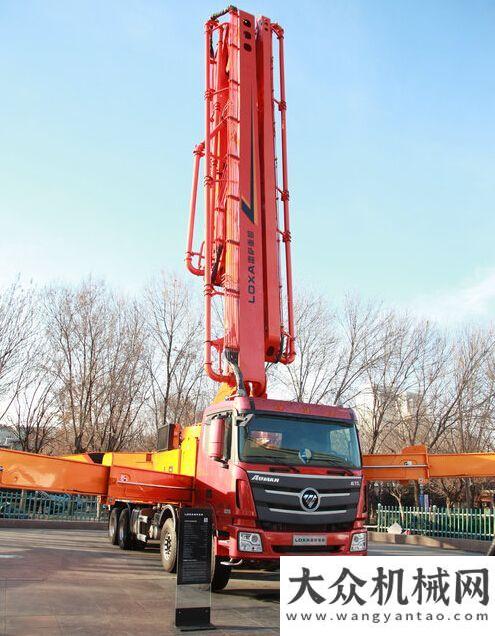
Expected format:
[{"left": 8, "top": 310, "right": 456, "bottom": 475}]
[
  {"left": 350, "top": 531, "right": 367, "bottom": 552},
  {"left": 238, "top": 532, "right": 263, "bottom": 553}
]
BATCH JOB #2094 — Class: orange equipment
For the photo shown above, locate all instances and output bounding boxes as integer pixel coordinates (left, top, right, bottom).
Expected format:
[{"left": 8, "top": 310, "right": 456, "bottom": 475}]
[
  {"left": 363, "top": 445, "right": 495, "bottom": 482},
  {"left": 0, "top": 449, "right": 108, "bottom": 496},
  {"left": 0, "top": 448, "right": 192, "bottom": 505}
]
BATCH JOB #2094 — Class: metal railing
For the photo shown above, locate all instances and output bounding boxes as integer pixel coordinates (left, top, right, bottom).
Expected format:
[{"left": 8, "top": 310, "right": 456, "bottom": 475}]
[
  {"left": 376, "top": 503, "right": 495, "bottom": 541},
  {"left": 0, "top": 488, "right": 108, "bottom": 522}
]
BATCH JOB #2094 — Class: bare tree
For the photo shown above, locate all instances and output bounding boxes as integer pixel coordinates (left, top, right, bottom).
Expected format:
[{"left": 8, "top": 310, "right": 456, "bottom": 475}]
[
  {"left": 45, "top": 280, "right": 109, "bottom": 452},
  {"left": 356, "top": 313, "right": 425, "bottom": 453},
  {"left": 421, "top": 329, "right": 493, "bottom": 455},
  {"left": 428, "top": 330, "right": 495, "bottom": 506},
  {"left": 0, "top": 280, "right": 36, "bottom": 422},
  {"left": 144, "top": 274, "right": 210, "bottom": 433},
  {"left": 9, "top": 373, "right": 57, "bottom": 453},
  {"left": 376, "top": 326, "right": 495, "bottom": 507},
  {"left": 428, "top": 478, "right": 466, "bottom": 508},
  {"left": 381, "top": 322, "right": 450, "bottom": 450},
  {"left": 275, "top": 293, "right": 385, "bottom": 406},
  {"left": 92, "top": 299, "right": 149, "bottom": 451},
  {"left": 44, "top": 280, "right": 149, "bottom": 453}
]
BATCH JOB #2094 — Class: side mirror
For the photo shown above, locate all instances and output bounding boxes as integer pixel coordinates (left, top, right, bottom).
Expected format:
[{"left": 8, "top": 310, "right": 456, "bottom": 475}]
[{"left": 208, "top": 417, "right": 225, "bottom": 461}]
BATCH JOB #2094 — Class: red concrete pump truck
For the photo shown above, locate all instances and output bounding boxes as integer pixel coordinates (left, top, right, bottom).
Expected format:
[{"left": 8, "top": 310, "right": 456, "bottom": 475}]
[
  {"left": 182, "top": 4, "right": 368, "bottom": 574},
  {"left": 2, "top": 6, "right": 494, "bottom": 584},
  {"left": 0, "top": 6, "right": 368, "bottom": 592}
]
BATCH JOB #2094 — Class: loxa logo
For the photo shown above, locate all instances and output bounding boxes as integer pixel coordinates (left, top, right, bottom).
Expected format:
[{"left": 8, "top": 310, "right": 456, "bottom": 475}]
[{"left": 300, "top": 488, "right": 320, "bottom": 512}]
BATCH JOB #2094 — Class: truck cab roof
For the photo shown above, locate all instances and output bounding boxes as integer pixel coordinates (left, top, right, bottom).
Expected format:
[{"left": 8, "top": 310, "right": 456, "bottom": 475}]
[{"left": 204, "top": 397, "right": 355, "bottom": 422}]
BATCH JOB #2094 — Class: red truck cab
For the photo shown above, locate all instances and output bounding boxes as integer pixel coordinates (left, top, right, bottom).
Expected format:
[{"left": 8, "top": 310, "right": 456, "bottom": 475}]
[{"left": 193, "top": 397, "right": 368, "bottom": 565}]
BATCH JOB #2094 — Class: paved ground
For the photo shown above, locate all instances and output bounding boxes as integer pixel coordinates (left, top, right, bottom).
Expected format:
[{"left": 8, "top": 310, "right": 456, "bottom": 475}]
[{"left": 0, "top": 528, "right": 481, "bottom": 636}]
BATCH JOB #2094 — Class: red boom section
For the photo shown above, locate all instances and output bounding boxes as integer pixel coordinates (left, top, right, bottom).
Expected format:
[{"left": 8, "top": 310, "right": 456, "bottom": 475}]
[
  {"left": 186, "top": 7, "right": 295, "bottom": 396},
  {"left": 107, "top": 465, "right": 193, "bottom": 505}
]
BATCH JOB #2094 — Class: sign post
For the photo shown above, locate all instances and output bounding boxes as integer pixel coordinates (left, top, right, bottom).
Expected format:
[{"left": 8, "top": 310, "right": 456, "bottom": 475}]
[{"left": 175, "top": 508, "right": 215, "bottom": 631}]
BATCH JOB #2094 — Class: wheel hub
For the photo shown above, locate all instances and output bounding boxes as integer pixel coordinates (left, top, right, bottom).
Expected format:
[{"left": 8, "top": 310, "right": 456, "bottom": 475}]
[{"left": 162, "top": 534, "right": 172, "bottom": 558}]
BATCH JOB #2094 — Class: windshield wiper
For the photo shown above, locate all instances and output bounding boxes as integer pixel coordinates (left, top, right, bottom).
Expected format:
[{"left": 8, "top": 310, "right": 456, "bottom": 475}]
[
  {"left": 309, "top": 452, "right": 357, "bottom": 467},
  {"left": 243, "top": 455, "right": 300, "bottom": 473}
]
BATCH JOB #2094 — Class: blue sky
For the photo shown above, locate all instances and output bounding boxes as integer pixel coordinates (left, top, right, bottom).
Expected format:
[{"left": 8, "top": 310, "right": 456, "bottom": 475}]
[{"left": 1, "top": 1, "right": 494, "bottom": 323}]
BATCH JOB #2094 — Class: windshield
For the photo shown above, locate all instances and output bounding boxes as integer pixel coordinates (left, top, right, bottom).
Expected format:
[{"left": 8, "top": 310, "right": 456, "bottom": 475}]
[{"left": 238, "top": 414, "right": 361, "bottom": 468}]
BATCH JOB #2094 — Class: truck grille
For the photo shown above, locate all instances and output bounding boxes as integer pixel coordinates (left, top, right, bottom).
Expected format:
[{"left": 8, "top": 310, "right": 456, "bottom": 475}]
[
  {"left": 248, "top": 471, "right": 361, "bottom": 526},
  {"left": 260, "top": 521, "right": 354, "bottom": 533}
]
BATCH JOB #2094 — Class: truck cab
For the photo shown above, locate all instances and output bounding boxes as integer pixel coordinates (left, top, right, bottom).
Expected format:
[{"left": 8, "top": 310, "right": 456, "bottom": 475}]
[{"left": 194, "top": 397, "right": 368, "bottom": 566}]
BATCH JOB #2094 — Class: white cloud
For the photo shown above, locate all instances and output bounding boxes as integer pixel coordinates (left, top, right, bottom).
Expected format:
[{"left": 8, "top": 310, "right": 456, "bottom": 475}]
[{"left": 410, "top": 269, "right": 495, "bottom": 325}]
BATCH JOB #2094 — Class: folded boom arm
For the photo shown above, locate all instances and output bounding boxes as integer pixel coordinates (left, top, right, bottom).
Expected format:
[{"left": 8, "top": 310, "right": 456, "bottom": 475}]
[{"left": 186, "top": 7, "right": 295, "bottom": 397}]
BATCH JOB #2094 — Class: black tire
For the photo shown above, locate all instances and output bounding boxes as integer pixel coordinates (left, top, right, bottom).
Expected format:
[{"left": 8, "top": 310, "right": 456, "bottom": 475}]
[
  {"left": 108, "top": 508, "right": 121, "bottom": 545},
  {"left": 160, "top": 518, "right": 177, "bottom": 572},
  {"left": 211, "top": 558, "right": 230, "bottom": 592},
  {"left": 117, "top": 508, "right": 133, "bottom": 550}
]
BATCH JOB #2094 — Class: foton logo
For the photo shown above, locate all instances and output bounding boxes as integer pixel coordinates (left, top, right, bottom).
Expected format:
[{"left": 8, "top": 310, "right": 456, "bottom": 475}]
[
  {"left": 299, "top": 488, "right": 320, "bottom": 512},
  {"left": 251, "top": 475, "right": 280, "bottom": 483}
]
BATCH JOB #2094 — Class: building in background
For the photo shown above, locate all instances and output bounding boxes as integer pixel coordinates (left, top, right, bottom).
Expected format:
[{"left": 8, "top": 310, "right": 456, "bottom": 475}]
[{"left": 0, "top": 425, "right": 20, "bottom": 450}]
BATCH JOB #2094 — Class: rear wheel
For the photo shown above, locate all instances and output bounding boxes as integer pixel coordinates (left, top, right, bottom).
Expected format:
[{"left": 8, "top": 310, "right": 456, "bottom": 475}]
[
  {"left": 117, "top": 508, "right": 133, "bottom": 550},
  {"left": 211, "top": 558, "right": 230, "bottom": 592},
  {"left": 160, "top": 518, "right": 177, "bottom": 572},
  {"left": 108, "top": 508, "right": 120, "bottom": 545},
  {"left": 132, "top": 536, "right": 147, "bottom": 551}
]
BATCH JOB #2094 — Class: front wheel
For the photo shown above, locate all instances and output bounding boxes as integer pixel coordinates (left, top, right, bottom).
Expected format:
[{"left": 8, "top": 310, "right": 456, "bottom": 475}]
[
  {"left": 160, "top": 518, "right": 177, "bottom": 572},
  {"left": 211, "top": 558, "right": 230, "bottom": 592}
]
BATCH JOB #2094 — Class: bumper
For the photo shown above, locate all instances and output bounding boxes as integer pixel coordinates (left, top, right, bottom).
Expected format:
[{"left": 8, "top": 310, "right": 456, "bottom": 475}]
[{"left": 217, "top": 527, "right": 367, "bottom": 559}]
